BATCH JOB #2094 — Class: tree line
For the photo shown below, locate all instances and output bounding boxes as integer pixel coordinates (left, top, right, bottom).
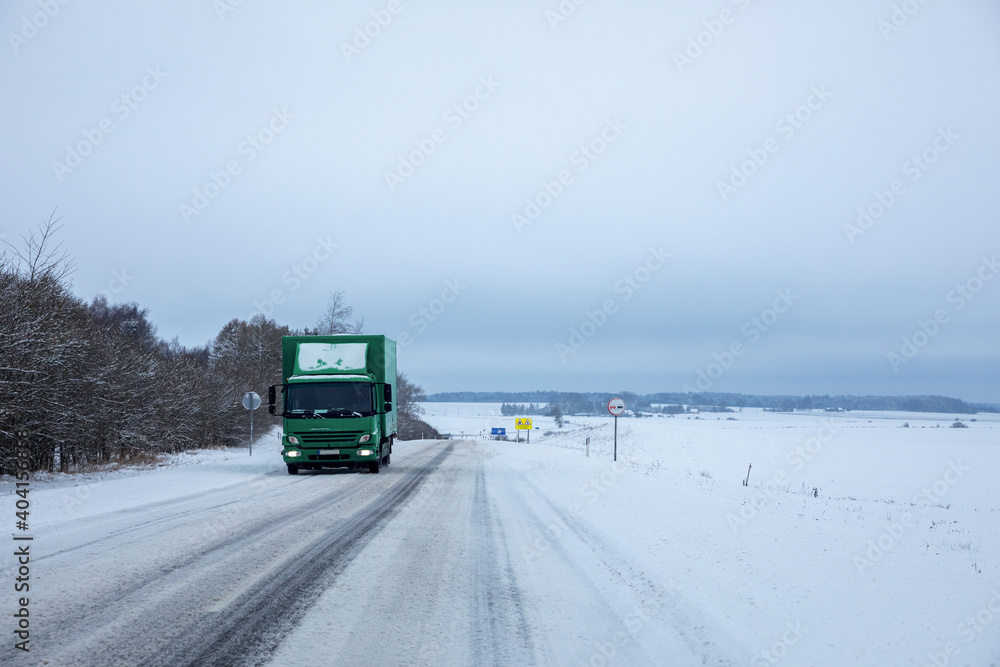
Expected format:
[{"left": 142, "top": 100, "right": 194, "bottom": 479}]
[
  {"left": 0, "top": 218, "right": 431, "bottom": 475},
  {"left": 437, "top": 391, "right": 995, "bottom": 415}
]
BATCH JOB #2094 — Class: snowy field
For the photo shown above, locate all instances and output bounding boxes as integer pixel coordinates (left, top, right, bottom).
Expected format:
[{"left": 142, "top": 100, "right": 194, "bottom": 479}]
[{"left": 2, "top": 405, "right": 997, "bottom": 665}]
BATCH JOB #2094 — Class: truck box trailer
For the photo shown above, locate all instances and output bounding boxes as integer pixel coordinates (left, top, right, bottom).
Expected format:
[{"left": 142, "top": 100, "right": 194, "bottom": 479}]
[{"left": 270, "top": 335, "right": 397, "bottom": 475}]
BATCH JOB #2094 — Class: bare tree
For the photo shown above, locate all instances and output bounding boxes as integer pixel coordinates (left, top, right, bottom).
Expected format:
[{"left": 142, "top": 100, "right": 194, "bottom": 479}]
[
  {"left": 315, "top": 291, "right": 365, "bottom": 335},
  {"left": 1, "top": 210, "right": 75, "bottom": 283},
  {"left": 395, "top": 372, "right": 426, "bottom": 421},
  {"left": 394, "top": 373, "right": 439, "bottom": 441},
  {"left": 550, "top": 404, "right": 564, "bottom": 428}
]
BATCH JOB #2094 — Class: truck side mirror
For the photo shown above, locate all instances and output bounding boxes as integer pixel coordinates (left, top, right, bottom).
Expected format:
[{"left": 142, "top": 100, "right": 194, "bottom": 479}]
[
  {"left": 383, "top": 384, "right": 392, "bottom": 402},
  {"left": 268, "top": 385, "right": 277, "bottom": 415}
]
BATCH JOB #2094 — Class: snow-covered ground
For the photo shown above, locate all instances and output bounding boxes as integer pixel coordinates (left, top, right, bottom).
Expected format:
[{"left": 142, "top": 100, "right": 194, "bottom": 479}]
[{"left": 2, "top": 407, "right": 998, "bottom": 665}]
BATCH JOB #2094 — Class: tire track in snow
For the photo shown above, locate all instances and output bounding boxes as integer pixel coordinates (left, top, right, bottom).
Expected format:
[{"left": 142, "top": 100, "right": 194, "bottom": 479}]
[
  {"left": 36, "top": 470, "right": 309, "bottom": 562},
  {"left": 31, "top": 471, "right": 377, "bottom": 653},
  {"left": 155, "top": 442, "right": 457, "bottom": 666},
  {"left": 500, "top": 476, "right": 661, "bottom": 664},
  {"left": 469, "top": 464, "right": 535, "bottom": 666},
  {"left": 35, "top": 442, "right": 454, "bottom": 666},
  {"left": 516, "top": 471, "right": 744, "bottom": 665}
]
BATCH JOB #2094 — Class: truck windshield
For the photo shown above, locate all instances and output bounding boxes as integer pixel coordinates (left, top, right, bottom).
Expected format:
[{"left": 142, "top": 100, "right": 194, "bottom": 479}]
[{"left": 285, "top": 382, "right": 373, "bottom": 417}]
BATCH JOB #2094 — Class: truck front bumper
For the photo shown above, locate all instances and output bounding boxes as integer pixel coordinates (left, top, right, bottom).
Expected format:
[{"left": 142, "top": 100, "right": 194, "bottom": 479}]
[{"left": 283, "top": 446, "right": 377, "bottom": 468}]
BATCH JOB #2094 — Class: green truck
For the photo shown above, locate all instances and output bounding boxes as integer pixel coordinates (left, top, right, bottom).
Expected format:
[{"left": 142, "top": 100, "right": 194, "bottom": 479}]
[{"left": 269, "top": 335, "right": 397, "bottom": 475}]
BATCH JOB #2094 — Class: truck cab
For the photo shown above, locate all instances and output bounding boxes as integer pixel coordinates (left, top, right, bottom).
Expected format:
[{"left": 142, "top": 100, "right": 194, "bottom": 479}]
[{"left": 270, "top": 336, "right": 397, "bottom": 475}]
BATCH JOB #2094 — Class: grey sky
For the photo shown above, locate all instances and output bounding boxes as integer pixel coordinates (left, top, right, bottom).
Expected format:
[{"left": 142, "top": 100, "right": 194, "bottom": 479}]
[{"left": 2, "top": 1, "right": 998, "bottom": 400}]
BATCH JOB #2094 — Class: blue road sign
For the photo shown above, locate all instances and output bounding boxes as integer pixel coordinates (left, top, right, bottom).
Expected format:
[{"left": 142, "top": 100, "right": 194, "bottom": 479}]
[{"left": 491, "top": 427, "right": 506, "bottom": 435}]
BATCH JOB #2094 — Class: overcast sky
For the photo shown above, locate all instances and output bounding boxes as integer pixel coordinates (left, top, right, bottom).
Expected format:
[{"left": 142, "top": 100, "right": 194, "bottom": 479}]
[{"left": 2, "top": 1, "right": 998, "bottom": 401}]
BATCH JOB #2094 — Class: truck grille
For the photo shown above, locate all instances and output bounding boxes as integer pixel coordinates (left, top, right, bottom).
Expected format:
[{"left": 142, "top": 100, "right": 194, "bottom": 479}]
[{"left": 297, "top": 430, "right": 364, "bottom": 444}]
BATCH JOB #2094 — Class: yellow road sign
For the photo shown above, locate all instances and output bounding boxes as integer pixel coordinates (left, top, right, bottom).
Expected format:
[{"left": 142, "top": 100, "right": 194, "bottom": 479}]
[{"left": 515, "top": 417, "right": 532, "bottom": 430}]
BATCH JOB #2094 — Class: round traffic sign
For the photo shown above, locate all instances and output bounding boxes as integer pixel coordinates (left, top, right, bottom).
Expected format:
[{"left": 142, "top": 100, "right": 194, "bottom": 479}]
[
  {"left": 242, "top": 391, "right": 262, "bottom": 411},
  {"left": 608, "top": 397, "right": 625, "bottom": 416}
]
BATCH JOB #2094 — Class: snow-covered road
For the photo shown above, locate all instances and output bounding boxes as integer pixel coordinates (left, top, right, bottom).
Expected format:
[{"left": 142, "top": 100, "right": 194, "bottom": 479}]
[
  {"left": 15, "top": 437, "right": 706, "bottom": 666},
  {"left": 269, "top": 439, "right": 713, "bottom": 667}
]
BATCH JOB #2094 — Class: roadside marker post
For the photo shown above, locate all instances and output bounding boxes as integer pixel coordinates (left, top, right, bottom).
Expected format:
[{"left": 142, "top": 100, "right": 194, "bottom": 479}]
[{"left": 607, "top": 398, "right": 625, "bottom": 462}]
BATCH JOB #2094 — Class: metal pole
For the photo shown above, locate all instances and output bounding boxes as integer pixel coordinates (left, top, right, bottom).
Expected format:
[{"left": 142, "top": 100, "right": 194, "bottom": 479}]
[
  {"left": 613, "top": 415, "right": 617, "bottom": 462},
  {"left": 249, "top": 405, "right": 253, "bottom": 456}
]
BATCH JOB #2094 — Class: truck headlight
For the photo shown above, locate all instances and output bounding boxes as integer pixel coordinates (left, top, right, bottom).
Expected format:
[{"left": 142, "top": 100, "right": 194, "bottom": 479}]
[
  {"left": 359, "top": 434, "right": 371, "bottom": 443},
  {"left": 286, "top": 450, "right": 301, "bottom": 458},
  {"left": 358, "top": 448, "right": 374, "bottom": 457},
  {"left": 287, "top": 436, "right": 299, "bottom": 445}
]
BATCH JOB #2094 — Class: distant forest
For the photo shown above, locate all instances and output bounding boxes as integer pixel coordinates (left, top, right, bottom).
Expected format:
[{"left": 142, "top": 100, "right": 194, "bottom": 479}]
[{"left": 431, "top": 391, "right": 998, "bottom": 415}]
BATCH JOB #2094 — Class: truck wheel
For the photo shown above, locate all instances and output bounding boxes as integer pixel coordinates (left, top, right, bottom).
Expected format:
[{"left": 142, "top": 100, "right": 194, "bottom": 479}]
[
  {"left": 369, "top": 450, "right": 381, "bottom": 474},
  {"left": 287, "top": 464, "right": 299, "bottom": 475}
]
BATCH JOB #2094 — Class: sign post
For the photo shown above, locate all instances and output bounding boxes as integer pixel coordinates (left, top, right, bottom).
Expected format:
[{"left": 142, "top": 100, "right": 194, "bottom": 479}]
[
  {"left": 516, "top": 418, "right": 532, "bottom": 443},
  {"left": 242, "top": 391, "right": 261, "bottom": 455},
  {"left": 607, "top": 398, "right": 625, "bottom": 462}
]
